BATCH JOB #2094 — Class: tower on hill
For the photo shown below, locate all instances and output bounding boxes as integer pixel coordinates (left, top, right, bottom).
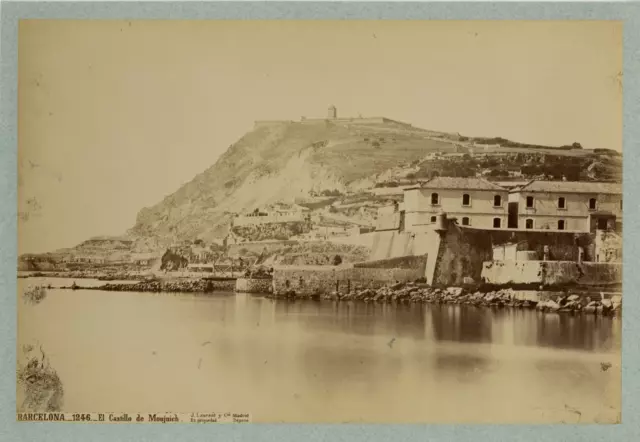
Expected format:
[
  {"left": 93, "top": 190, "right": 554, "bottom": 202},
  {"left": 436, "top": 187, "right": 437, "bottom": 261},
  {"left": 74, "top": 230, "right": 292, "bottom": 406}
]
[{"left": 328, "top": 105, "right": 337, "bottom": 119}]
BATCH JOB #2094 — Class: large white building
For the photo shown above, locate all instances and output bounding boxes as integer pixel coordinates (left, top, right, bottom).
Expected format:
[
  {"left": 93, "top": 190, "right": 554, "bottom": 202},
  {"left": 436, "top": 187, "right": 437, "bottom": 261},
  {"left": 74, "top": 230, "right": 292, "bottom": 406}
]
[
  {"left": 403, "top": 177, "right": 509, "bottom": 231},
  {"left": 508, "top": 180, "right": 622, "bottom": 232}
]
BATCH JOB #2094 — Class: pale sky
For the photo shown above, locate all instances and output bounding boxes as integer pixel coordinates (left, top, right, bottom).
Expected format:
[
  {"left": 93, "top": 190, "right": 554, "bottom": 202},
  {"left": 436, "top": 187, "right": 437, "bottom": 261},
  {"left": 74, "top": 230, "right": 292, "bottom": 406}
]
[{"left": 18, "top": 20, "right": 623, "bottom": 254}]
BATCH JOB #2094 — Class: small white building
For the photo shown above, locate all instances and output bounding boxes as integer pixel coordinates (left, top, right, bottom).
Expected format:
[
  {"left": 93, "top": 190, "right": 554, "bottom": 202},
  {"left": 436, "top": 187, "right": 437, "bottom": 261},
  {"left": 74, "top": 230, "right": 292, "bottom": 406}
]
[
  {"left": 508, "top": 180, "right": 622, "bottom": 232},
  {"left": 233, "top": 203, "right": 310, "bottom": 227},
  {"left": 403, "top": 177, "right": 509, "bottom": 231},
  {"left": 131, "top": 252, "right": 160, "bottom": 266},
  {"left": 187, "top": 263, "right": 214, "bottom": 273},
  {"left": 72, "top": 255, "right": 107, "bottom": 264}
]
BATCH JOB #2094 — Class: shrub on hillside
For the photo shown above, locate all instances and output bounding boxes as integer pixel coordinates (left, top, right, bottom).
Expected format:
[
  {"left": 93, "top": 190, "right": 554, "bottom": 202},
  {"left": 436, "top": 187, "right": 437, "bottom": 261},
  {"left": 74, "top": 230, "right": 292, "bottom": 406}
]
[
  {"left": 594, "top": 148, "right": 620, "bottom": 156},
  {"left": 489, "top": 169, "right": 509, "bottom": 177}
]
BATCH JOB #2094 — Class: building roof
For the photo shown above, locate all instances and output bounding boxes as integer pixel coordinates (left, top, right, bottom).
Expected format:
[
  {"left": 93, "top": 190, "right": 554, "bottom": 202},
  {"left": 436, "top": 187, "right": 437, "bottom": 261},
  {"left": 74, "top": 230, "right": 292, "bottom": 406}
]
[
  {"left": 187, "top": 263, "right": 214, "bottom": 268},
  {"left": 269, "top": 202, "right": 310, "bottom": 212},
  {"left": 131, "top": 252, "right": 160, "bottom": 260},
  {"left": 514, "top": 180, "right": 622, "bottom": 195},
  {"left": 405, "top": 177, "right": 508, "bottom": 192}
]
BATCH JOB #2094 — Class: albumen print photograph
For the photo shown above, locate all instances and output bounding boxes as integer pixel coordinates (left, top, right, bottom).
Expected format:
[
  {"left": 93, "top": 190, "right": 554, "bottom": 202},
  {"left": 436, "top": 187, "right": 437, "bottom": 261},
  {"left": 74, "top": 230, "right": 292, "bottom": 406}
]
[{"left": 17, "top": 20, "right": 622, "bottom": 423}]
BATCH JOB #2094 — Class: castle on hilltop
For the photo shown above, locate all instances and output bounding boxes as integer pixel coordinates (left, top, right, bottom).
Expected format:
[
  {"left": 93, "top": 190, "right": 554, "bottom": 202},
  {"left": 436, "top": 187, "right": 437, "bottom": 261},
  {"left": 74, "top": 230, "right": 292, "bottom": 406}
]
[{"left": 254, "top": 105, "right": 413, "bottom": 129}]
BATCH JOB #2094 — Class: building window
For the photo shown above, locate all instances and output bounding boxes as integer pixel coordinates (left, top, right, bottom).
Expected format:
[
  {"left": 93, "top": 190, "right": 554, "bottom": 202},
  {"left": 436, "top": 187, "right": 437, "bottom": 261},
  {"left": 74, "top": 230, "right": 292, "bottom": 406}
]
[
  {"left": 597, "top": 218, "right": 608, "bottom": 230},
  {"left": 558, "top": 220, "right": 565, "bottom": 230},
  {"left": 525, "top": 219, "right": 534, "bottom": 229},
  {"left": 526, "top": 196, "right": 534, "bottom": 208},
  {"left": 461, "top": 217, "right": 470, "bottom": 226},
  {"left": 462, "top": 194, "right": 470, "bottom": 206},
  {"left": 431, "top": 193, "right": 439, "bottom": 205},
  {"left": 558, "top": 197, "right": 566, "bottom": 209},
  {"left": 589, "top": 198, "right": 597, "bottom": 210},
  {"left": 430, "top": 216, "right": 437, "bottom": 223},
  {"left": 493, "top": 195, "right": 502, "bottom": 207},
  {"left": 493, "top": 218, "right": 501, "bottom": 228}
]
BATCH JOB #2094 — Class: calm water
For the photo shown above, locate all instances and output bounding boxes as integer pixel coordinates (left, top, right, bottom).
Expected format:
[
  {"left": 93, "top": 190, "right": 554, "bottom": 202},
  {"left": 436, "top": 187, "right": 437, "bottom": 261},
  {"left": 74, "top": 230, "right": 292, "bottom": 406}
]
[{"left": 17, "top": 279, "right": 621, "bottom": 423}]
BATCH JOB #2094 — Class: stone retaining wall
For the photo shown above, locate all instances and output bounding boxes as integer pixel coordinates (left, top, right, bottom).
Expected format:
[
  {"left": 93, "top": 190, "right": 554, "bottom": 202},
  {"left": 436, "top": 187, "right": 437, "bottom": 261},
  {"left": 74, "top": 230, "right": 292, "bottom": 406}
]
[
  {"left": 272, "top": 266, "right": 425, "bottom": 297},
  {"left": 353, "top": 255, "right": 428, "bottom": 271},
  {"left": 227, "top": 240, "right": 300, "bottom": 257},
  {"left": 235, "top": 278, "right": 273, "bottom": 293},
  {"left": 369, "top": 223, "right": 603, "bottom": 286},
  {"left": 462, "top": 227, "right": 596, "bottom": 262},
  {"left": 481, "top": 260, "right": 622, "bottom": 286}
]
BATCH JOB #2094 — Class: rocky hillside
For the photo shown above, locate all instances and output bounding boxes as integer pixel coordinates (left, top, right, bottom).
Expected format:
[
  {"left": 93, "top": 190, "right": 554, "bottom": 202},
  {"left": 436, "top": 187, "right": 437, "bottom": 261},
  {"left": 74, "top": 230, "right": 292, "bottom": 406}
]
[
  {"left": 117, "top": 118, "right": 617, "bottom": 249},
  {"left": 128, "top": 120, "right": 457, "bottom": 246}
]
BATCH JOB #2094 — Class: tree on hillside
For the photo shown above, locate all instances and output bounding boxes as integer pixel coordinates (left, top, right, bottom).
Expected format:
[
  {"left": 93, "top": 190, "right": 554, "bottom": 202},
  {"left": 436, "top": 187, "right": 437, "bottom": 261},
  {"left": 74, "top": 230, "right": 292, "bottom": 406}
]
[
  {"left": 489, "top": 169, "right": 509, "bottom": 178},
  {"left": 333, "top": 255, "right": 343, "bottom": 266},
  {"left": 572, "top": 142, "right": 583, "bottom": 149}
]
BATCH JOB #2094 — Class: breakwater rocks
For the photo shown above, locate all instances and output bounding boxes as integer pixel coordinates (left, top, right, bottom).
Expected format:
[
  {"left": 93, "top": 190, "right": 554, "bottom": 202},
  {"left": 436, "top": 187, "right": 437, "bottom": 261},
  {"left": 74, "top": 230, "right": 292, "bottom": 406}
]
[
  {"left": 70, "top": 278, "right": 236, "bottom": 293},
  {"left": 235, "top": 278, "right": 273, "bottom": 294},
  {"left": 96, "top": 274, "right": 145, "bottom": 281},
  {"left": 20, "top": 271, "right": 144, "bottom": 281},
  {"left": 276, "top": 283, "right": 622, "bottom": 316}
]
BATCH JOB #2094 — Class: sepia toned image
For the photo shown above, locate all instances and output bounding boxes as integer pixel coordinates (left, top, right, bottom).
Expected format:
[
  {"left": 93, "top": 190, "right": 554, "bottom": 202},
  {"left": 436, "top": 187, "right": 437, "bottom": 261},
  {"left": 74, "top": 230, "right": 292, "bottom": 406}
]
[{"left": 16, "top": 19, "right": 622, "bottom": 423}]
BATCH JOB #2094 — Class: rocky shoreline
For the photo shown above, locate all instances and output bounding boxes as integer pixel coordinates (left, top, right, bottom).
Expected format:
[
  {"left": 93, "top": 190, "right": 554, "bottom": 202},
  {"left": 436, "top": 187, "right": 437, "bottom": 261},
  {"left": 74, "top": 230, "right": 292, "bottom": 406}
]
[
  {"left": 38, "top": 277, "right": 622, "bottom": 316},
  {"left": 272, "top": 282, "right": 622, "bottom": 316}
]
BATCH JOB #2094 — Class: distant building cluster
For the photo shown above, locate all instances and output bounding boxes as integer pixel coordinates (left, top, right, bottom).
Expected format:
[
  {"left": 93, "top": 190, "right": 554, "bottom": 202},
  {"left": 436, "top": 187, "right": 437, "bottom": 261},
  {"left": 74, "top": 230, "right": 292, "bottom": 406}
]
[
  {"left": 229, "top": 200, "right": 377, "bottom": 244},
  {"left": 232, "top": 203, "right": 311, "bottom": 227}
]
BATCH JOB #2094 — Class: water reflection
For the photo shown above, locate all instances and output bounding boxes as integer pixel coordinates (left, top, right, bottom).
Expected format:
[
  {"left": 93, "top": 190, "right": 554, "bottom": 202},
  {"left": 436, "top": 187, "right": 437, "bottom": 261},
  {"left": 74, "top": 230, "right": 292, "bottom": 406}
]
[
  {"left": 431, "top": 350, "right": 493, "bottom": 385},
  {"left": 430, "top": 305, "right": 493, "bottom": 344},
  {"left": 434, "top": 353, "right": 489, "bottom": 371},
  {"left": 16, "top": 282, "right": 621, "bottom": 423},
  {"left": 533, "top": 314, "right": 620, "bottom": 351},
  {"left": 270, "top": 299, "right": 427, "bottom": 340}
]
